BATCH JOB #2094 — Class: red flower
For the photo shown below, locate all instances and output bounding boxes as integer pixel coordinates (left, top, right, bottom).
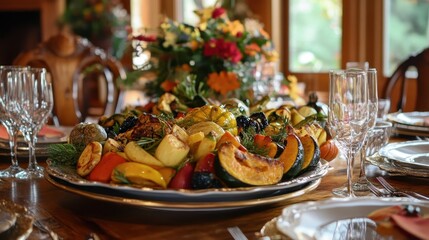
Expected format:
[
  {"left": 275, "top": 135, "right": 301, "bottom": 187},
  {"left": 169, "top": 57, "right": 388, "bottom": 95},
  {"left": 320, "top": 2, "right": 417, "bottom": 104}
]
[
  {"left": 133, "top": 35, "right": 157, "bottom": 42},
  {"left": 212, "top": 7, "right": 226, "bottom": 18},
  {"left": 203, "top": 39, "right": 242, "bottom": 63}
]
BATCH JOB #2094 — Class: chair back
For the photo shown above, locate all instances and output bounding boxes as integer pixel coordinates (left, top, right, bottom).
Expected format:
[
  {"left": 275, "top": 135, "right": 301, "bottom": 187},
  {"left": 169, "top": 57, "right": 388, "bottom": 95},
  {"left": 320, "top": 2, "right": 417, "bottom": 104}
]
[
  {"left": 13, "top": 32, "right": 126, "bottom": 126},
  {"left": 384, "top": 48, "right": 429, "bottom": 112}
]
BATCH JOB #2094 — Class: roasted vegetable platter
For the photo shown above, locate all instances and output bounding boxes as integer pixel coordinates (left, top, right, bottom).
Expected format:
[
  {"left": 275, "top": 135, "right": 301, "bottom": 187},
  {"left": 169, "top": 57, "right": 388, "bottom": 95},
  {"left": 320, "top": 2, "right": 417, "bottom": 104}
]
[{"left": 46, "top": 93, "right": 338, "bottom": 203}]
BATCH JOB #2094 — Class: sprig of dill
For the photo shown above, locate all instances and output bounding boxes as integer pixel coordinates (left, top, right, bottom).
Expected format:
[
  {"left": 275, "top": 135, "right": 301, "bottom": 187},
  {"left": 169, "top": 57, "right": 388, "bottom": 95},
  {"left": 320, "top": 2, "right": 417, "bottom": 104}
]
[
  {"left": 239, "top": 128, "right": 268, "bottom": 156},
  {"left": 47, "top": 143, "right": 85, "bottom": 166},
  {"left": 136, "top": 137, "right": 161, "bottom": 153},
  {"left": 271, "top": 118, "right": 290, "bottom": 144}
]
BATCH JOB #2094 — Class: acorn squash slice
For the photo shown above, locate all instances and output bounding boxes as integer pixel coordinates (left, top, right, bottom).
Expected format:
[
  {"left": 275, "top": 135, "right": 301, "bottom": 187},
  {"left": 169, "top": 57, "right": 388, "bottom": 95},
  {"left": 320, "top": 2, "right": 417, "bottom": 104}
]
[
  {"left": 279, "top": 133, "right": 304, "bottom": 179},
  {"left": 215, "top": 143, "right": 284, "bottom": 187},
  {"left": 299, "top": 134, "right": 321, "bottom": 173}
]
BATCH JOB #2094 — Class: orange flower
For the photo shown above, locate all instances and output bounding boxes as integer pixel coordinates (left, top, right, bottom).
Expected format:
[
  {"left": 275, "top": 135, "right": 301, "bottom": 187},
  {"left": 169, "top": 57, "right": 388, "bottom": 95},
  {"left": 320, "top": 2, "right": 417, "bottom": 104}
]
[
  {"left": 207, "top": 71, "right": 240, "bottom": 95},
  {"left": 161, "top": 80, "right": 177, "bottom": 92},
  {"left": 264, "top": 49, "right": 279, "bottom": 62},
  {"left": 175, "top": 64, "right": 191, "bottom": 72},
  {"left": 245, "top": 43, "right": 261, "bottom": 57},
  {"left": 187, "top": 40, "right": 200, "bottom": 51},
  {"left": 223, "top": 20, "right": 244, "bottom": 37}
]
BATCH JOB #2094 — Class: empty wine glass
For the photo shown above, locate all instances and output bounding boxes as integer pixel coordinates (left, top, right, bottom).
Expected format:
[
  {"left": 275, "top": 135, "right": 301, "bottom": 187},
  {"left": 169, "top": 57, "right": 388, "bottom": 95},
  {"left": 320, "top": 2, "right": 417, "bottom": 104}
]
[
  {"left": 0, "top": 66, "right": 28, "bottom": 178},
  {"left": 328, "top": 69, "right": 369, "bottom": 197},
  {"left": 13, "top": 68, "right": 54, "bottom": 178},
  {"left": 353, "top": 68, "right": 378, "bottom": 195}
]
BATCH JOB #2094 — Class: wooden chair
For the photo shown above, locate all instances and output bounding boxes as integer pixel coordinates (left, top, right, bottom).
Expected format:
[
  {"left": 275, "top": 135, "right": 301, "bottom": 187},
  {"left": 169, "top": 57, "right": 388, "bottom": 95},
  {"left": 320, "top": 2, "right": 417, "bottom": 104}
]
[
  {"left": 384, "top": 47, "right": 429, "bottom": 112},
  {"left": 13, "top": 32, "right": 127, "bottom": 126}
]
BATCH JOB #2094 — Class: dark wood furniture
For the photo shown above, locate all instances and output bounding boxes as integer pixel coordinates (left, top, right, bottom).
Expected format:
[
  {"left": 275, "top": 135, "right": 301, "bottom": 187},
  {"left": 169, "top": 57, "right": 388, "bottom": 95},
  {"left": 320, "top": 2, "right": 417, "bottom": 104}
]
[
  {"left": 384, "top": 47, "right": 429, "bottom": 112},
  {"left": 13, "top": 32, "right": 126, "bottom": 126},
  {"left": 1, "top": 150, "right": 428, "bottom": 239}
]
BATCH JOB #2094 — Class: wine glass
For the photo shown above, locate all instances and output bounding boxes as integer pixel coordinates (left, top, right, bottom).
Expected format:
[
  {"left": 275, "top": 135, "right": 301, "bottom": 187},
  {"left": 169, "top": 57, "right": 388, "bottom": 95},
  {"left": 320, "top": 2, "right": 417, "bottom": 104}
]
[
  {"left": 346, "top": 61, "right": 369, "bottom": 71},
  {"left": 328, "top": 69, "right": 370, "bottom": 197},
  {"left": 353, "top": 68, "right": 378, "bottom": 195},
  {"left": 0, "top": 66, "right": 29, "bottom": 178},
  {"left": 13, "top": 68, "right": 54, "bottom": 178}
]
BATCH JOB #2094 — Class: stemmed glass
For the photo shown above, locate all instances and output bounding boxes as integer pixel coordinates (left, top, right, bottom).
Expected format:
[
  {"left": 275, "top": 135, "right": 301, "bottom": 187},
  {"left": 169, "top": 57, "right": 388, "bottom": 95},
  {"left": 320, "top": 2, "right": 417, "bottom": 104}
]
[
  {"left": 0, "top": 66, "right": 28, "bottom": 178},
  {"left": 328, "top": 69, "right": 370, "bottom": 197},
  {"left": 13, "top": 68, "right": 54, "bottom": 178},
  {"left": 353, "top": 68, "right": 378, "bottom": 195}
]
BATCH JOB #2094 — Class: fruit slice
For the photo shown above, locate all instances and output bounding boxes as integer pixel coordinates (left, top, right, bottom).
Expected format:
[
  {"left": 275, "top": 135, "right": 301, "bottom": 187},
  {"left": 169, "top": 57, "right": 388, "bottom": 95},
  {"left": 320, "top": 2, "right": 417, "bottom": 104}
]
[
  {"left": 124, "top": 141, "right": 164, "bottom": 167},
  {"left": 279, "top": 134, "right": 304, "bottom": 179},
  {"left": 216, "top": 142, "right": 284, "bottom": 186},
  {"left": 112, "top": 162, "right": 167, "bottom": 188},
  {"left": 299, "top": 134, "right": 320, "bottom": 172},
  {"left": 155, "top": 134, "right": 190, "bottom": 167},
  {"left": 193, "top": 132, "right": 216, "bottom": 161}
]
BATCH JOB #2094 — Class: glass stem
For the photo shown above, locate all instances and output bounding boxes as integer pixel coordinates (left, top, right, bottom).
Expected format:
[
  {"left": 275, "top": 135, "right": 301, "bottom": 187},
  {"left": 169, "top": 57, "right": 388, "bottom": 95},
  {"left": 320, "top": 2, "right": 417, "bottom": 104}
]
[
  {"left": 10, "top": 128, "right": 20, "bottom": 168},
  {"left": 27, "top": 133, "right": 37, "bottom": 171},
  {"left": 346, "top": 149, "right": 355, "bottom": 197},
  {"left": 359, "top": 145, "right": 366, "bottom": 179}
]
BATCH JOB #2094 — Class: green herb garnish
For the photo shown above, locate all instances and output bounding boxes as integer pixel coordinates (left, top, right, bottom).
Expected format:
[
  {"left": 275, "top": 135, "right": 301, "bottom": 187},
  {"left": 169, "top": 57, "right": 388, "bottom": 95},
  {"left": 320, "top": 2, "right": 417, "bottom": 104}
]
[{"left": 47, "top": 143, "right": 84, "bottom": 166}]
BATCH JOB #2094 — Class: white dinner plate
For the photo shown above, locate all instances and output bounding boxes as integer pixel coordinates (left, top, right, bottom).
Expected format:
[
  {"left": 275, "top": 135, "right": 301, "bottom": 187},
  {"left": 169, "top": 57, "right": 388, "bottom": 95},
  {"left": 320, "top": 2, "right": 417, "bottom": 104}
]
[
  {"left": 276, "top": 197, "right": 429, "bottom": 240},
  {"left": 379, "top": 140, "right": 429, "bottom": 170},
  {"left": 46, "top": 159, "right": 329, "bottom": 203},
  {"left": 387, "top": 112, "right": 429, "bottom": 137}
]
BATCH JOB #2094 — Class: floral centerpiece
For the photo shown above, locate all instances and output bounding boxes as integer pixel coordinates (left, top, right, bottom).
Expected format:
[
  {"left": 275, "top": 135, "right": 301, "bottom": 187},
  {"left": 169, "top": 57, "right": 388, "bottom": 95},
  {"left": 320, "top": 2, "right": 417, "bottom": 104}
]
[
  {"left": 125, "top": 4, "right": 279, "bottom": 106},
  {"left": 60, "top": 0, "right": 130, "bottom": 58}
]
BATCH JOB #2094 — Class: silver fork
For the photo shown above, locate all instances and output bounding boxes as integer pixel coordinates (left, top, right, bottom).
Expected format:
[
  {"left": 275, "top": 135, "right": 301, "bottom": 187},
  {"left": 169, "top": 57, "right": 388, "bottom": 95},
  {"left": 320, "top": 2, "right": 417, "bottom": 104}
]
[
  {"left": 227, "top": 226, "right": 248, "bottom": 240},
  {"left": 376, "top": 176, "right": 429, "bottom": 201},
  {"left": 367, "top": 180, "right": 390, "bottom": 197},
  {"left": 33, "top": 219, "right": 61, "bottom": 240}
]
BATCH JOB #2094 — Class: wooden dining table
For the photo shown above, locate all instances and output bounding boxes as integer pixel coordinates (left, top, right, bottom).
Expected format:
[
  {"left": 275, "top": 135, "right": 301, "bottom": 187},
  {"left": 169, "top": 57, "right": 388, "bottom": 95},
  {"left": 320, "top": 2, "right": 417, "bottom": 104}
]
[{"left": 1, "top": 136, "right": 429, "bottom": 240}]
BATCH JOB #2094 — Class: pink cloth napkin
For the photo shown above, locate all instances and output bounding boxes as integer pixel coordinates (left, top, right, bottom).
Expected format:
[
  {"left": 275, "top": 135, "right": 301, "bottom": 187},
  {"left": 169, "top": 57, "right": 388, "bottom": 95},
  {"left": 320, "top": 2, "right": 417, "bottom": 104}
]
[
  {"left": 0, "top": 125, "right": 64, "bottom": 139},
  {"left": 392, "top": 214, "right": 429, "bottom": 240}
]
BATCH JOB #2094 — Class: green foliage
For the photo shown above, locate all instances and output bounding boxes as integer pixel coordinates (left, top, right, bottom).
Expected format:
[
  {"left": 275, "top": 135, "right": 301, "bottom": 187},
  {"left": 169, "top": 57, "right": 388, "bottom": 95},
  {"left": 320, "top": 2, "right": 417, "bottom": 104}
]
[{"left": 48, "top": 143, "right": 84, "bottom": 166}]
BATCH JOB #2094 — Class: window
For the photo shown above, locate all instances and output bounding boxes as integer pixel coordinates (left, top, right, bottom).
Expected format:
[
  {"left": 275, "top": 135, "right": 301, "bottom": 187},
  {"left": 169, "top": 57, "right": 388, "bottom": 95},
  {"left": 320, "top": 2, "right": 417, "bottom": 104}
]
[
  {"left": 384, "top": 0, "right": 429, "bottom": 76},
  {"left": 289, "top": 0, "right": 342, "bottom": 72},
  {"left": 178, "top": 0, "right": 217, "bottom": 25}
]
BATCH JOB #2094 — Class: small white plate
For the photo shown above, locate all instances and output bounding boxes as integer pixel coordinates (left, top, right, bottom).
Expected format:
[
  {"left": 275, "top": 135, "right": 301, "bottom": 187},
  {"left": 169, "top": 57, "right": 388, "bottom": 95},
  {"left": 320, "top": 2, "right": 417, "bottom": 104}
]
[
  {"left": 379, "top": 140, "right": 429, "bottom": 170},
  {"left": 276, "top": 197, "right": 429, "bottom": 240}
]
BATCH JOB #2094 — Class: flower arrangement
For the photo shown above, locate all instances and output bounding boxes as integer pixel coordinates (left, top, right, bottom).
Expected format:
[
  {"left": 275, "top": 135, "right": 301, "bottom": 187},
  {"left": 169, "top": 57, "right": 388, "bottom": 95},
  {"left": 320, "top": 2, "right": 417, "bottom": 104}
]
[
  {"left": 60, "top": 0, "right": 129, "bottom": 58},
  {"left": 127, "top": 4, "right": 279, "bottom": 105},
  {"left": 61, "top": 0, "right": 128, "bottom": 38}
]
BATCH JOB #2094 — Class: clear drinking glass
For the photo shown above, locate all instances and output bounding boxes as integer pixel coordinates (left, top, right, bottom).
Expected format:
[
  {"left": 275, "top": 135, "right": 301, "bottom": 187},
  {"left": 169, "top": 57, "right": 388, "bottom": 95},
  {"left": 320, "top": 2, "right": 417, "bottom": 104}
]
[
  {"left": 13, "top": 68, "right": 54, "bottom": 178},
  {"left": 0, "top": 66, "right": 28, "bottom": 178},
  {"left": 328, "top": 69, "right": 369, "bottom": 197},
  {"left": 353, "top": 68, "right": 378, "bottom": 195},
  {"left": 377, "top": 98, "right": 391, "bottom": 120},
  {"left": 346, "top": 61, "right": 369, "bottom": 71}
]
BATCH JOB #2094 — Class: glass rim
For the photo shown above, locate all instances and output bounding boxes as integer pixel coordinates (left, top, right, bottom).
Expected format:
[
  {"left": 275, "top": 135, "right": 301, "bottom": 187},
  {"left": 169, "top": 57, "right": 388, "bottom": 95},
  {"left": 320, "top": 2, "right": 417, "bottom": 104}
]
[{"left": 374, "top": 120, "right": 393, "bottom": 129}]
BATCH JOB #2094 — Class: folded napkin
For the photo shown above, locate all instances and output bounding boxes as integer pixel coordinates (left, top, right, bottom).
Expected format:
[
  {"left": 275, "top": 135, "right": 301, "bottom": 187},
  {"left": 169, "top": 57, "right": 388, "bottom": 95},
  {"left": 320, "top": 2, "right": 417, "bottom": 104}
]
[
  {"left": 396, "top": 113, "right": 429, "bottom": 126},
  {"left": 0, "top": 125, "right": 65, "bottom": 140},
  {"left": 392, "top": 214, "right": 429, "bottom": 240}
]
